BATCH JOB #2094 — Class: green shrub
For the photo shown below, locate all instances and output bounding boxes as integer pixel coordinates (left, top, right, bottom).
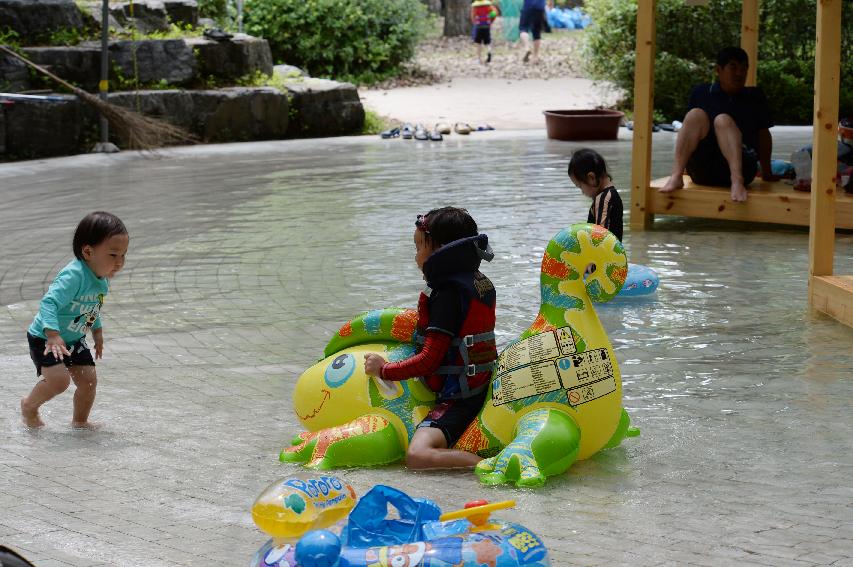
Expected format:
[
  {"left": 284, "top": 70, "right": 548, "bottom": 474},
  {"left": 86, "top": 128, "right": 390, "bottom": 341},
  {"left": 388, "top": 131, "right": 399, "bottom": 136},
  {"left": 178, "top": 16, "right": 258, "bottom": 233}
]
[
  {"left": 583, "top": 0, "right": 853, "bottom": 123},
  {"left": 243, "top": 0, "right": 428, "bottom": 84},
  {"left": 197, "top": 0, "right": 229, "bottom": 21},
  {"left": 361, "top": 109, "right": 393, "bottom": 135}
]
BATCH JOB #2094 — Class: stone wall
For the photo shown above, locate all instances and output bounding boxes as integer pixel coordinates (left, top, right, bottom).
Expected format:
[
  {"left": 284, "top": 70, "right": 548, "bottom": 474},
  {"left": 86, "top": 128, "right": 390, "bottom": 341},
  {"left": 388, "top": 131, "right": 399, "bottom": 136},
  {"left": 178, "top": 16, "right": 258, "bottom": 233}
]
[
  {"left": 1, "top": 82, "right": 364, "bottom": 160},
  {"left": 0, "top": 0, "right": 365, "bottom": 160},
  {"left": 0, "top": 0, "right": 84, "bottom": 44},
  {"left": 284, "top": 78, "right": 365, "bottom": 139},
  {"left": 186, "top": 35, "right": 273, "bottom": 82}
]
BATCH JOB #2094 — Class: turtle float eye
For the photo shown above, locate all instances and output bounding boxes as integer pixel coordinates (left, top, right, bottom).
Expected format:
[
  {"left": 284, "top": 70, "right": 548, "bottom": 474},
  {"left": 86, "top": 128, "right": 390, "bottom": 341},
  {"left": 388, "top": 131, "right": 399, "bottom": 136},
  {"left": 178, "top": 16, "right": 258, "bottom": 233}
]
[{"left": 324, "top": 354, "right": 355, "bottom": 388}]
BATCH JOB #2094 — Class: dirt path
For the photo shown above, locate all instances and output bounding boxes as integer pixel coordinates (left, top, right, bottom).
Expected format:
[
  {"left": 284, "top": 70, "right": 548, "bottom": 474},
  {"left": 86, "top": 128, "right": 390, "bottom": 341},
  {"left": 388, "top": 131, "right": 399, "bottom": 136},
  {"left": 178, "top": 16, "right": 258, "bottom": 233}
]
[{"left": 358, "top": 26, "right": 622, "bottom": 130}]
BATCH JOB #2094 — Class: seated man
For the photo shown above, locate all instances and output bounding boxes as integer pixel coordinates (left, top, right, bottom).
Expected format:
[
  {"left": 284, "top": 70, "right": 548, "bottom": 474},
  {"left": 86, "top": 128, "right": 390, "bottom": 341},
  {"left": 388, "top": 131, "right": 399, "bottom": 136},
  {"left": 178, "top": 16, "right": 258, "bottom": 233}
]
[{"left": 660, "top": 46, "right": 780, "bottom": 202}]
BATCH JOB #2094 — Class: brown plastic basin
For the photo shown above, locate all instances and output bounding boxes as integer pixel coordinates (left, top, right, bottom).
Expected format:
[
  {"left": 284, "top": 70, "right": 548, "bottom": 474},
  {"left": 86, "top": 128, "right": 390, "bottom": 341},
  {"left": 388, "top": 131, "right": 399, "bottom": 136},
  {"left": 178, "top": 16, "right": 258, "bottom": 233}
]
[{"left": 543, "top": 109, "right": 625, "bottom": 141}]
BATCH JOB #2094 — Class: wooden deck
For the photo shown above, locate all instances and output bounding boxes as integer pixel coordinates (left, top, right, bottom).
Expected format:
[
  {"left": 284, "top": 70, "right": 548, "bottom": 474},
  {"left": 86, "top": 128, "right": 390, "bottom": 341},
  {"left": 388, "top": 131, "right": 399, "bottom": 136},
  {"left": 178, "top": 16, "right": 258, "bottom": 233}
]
[
  {"left": 811, "top": 275, "right": 853, "bottom": 327},
  {"left": 644, "top": 176, "right": 853, "bottom": 229}
]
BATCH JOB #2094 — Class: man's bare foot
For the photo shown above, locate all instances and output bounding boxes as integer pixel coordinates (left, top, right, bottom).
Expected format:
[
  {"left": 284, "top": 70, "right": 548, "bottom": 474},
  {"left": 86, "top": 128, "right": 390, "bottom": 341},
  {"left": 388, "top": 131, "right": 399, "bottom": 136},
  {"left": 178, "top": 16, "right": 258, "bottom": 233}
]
[
  {"left": 21, "top": 397, "right": 44, "bottom": 428},
  {"left": 71, "top": 421, "right": 101, "bottom": 430},
  {"left": 659, "top": 175, "right": 684, "bottom": 193},
  {"left": 730, "top": 180, "right": 748, "bottom": 202}
]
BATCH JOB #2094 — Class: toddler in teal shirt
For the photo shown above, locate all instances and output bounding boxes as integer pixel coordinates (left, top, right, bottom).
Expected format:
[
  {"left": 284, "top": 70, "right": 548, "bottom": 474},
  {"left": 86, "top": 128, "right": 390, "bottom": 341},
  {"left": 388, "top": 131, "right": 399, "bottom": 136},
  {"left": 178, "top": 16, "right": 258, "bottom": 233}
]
[{"left": 21, "top": 212, "right": 129, "bottom": 429}]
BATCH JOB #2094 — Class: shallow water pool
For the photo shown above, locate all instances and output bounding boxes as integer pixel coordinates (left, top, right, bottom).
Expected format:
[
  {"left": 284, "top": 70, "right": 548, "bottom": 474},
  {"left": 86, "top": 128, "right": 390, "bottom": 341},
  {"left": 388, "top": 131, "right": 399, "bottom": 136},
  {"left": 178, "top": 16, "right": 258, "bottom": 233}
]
[{"left": 0, "top": 128, "right": 850, "bottom": 566}]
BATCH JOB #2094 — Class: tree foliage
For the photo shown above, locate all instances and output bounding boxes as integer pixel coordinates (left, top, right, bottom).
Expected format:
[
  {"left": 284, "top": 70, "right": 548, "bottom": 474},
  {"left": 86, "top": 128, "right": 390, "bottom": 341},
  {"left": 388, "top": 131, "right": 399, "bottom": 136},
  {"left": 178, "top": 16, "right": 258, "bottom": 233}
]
[
  {"left": 244, "top": 0, "right": 428, "bottom": 84},
  {"left": 583, "top": 0, "right": 853, "bottom": 124}
]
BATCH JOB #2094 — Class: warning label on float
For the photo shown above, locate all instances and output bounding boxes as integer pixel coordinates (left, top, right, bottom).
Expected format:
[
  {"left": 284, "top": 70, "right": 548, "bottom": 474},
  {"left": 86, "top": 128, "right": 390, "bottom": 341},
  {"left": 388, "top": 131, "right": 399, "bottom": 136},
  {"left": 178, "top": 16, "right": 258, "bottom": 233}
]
[
  {"left": 492, "top": 360, "right": 562, "bottom": 405},
  {"left": 496, "top": 327, "right": 577, "bottom": 375},
  {"left": 492, "top": 327, "right": 586, "bottom": 406},
  {"left": 557, "top": 348, "right": 617, "bottom": 407},
  {"left": 565, "top": 376, "right": 617, "bottom": 407},
  {"left": 492, "top": 334, "right": 617, "bottom": 406}
]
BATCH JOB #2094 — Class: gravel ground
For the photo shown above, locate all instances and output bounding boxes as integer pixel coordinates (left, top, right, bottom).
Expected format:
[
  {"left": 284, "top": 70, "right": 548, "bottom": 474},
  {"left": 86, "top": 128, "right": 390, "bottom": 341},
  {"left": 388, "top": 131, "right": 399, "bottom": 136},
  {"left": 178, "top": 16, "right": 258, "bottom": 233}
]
[{"left": 370, "top": 20, "right": 586, "bottom": 89}]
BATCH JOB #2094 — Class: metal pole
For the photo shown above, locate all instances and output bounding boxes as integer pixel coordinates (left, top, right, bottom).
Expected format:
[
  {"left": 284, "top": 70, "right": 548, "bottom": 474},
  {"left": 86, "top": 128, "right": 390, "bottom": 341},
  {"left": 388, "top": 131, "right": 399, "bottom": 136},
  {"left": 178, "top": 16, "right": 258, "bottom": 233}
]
[
  {"left": 237, "top": 0, "right": 244, "bottom": 33},
  {"left": 99, "top": 0, "right": 109, "bottom": 143},
  {"left": 93, "top": 0, "right": 118, "bottom": 152}
]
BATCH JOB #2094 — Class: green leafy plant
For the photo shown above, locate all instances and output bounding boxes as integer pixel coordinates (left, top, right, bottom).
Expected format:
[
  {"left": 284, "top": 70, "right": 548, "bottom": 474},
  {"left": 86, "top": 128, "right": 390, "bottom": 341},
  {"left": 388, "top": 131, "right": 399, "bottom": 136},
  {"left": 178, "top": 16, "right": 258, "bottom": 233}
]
[
  {"left": 243, "top": 0, "right": 428, "bottom": 85},
  {"left": 197, "top": 0, "right": 230, "bottom": 23},
  {"left": 0, "top": 27, "right": 21, "bottom": 49},
  {"left": 48, "top": 26, "right": 90, "bottom": 46},
  {"left": 582, "top": 0, "right": 853, "bottom": 123},
  {"left": 361, "top": 109, "right": 393, "bottom": 135}
]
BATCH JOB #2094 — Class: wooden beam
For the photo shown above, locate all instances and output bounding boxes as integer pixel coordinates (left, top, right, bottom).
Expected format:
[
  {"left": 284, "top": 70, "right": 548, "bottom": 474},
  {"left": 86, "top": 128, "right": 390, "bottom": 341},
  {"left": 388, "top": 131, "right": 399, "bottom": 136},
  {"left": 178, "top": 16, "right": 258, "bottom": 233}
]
[
  {"left": 811, "top": 276, "right": 853, "bottom": 328},
  {"left": 741, "top": 0, "right": 760, "bottom": 86},
  {"left": 648, "top": 176, "right": 853, "bottom": 229},
  {"left": 808, "top": 0, "right": 841, "bottom": 282},
  {"left": 630, "top": 0, "right": 656, "bottom": 230}
]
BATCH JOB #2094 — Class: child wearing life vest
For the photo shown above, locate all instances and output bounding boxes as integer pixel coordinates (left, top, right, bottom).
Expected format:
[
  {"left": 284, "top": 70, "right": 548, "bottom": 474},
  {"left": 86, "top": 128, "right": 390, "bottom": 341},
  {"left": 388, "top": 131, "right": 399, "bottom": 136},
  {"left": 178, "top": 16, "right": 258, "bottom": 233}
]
[
  {"left": 20, "top": 212, "right": 129, "bottom": 429},
  {"left": 471, "top": 0, "right": 500, "bottom": 64},
  {"left": 364, "top": 207, "right": 497, "bottom": 469}
]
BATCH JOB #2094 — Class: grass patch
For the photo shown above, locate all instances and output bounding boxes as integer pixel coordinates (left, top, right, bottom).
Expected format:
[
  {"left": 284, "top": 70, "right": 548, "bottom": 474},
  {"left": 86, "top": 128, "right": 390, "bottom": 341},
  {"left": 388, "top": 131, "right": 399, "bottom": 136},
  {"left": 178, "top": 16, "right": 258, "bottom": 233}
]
[{"left": 361, "top": 110, "right": 393, "bottom": 135}]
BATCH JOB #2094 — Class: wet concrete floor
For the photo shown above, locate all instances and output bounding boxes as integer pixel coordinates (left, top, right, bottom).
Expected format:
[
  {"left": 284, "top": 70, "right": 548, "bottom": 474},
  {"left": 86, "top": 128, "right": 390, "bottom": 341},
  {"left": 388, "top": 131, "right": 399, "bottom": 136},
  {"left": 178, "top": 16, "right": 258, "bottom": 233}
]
[{"left": 0, "top": 127, "right": 851, "bottom": 566}]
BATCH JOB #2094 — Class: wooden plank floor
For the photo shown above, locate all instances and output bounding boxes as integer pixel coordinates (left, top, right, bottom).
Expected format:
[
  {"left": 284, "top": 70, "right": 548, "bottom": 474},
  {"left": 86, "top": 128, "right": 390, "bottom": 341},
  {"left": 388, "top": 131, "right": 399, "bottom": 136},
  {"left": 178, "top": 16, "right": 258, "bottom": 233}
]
[
  {"left": 811, "top": 275, "right": 853, "bottom": 328},
  {"left": 646, "top": 176, "right": 853, "bottom": 229}
]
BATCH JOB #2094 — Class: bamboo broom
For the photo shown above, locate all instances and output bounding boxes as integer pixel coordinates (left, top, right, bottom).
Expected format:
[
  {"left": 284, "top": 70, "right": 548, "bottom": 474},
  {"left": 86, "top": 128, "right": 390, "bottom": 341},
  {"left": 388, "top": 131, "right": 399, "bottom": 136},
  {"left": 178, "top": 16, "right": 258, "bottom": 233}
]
[{"left": 0, "top": 45, "right": 197, "bottom": 150}]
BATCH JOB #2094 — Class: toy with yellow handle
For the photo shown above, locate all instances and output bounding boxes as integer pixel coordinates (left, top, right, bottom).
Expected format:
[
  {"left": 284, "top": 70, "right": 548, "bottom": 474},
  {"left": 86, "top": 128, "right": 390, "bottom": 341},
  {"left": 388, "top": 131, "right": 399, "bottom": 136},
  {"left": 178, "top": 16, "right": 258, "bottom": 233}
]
[
  {"left": 440, "top": 499, "right": 516, "bottom": 532},
  {"left": 467, "top": 223, "right": 640, "bottom": 487}
]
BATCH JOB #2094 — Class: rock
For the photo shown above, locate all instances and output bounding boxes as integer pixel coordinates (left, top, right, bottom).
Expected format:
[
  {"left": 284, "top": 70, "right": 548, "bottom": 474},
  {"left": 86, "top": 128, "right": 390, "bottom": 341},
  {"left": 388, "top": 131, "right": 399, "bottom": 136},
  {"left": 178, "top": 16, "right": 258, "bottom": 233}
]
[
  {"left": 283, "top": 78, "right": 364, "bottom": 137},
  {"left": 0, "top": 0, "right": 85, "bottom": 45},
  {"left": 163, "top": 0, "right": 198, "bottom": 28},
  {"left": 0, "top": 103, "right": 6, "bottom": 154},
  {"left": 107, "top": 88, "right": 289, "bottom": 142},
  {"left": 109, "top": 39, "right": 197, "bottom": 86},
  {"left": 273, "top": 64, "right": 306, "bottom": 79},
  {"left": 186, "top": 34, "right": 273, "bottom": 82},
  {"left": 23, "top": 46, "right": 102, "bottom": 91},
  {"left": 24, "top": 40, "right": 196, "bottom": 90},
  {"left": 0, "top": 54, "right": 31, "bottom": 93},
  {"left": 78, "top": 1, "right": 128, "bottom": 35},
  {"left": 1, "top": 95, "right": 89, "bottom": 159},
  {"left": 112, "top": 0, "right": 170, "bottom": 34}
]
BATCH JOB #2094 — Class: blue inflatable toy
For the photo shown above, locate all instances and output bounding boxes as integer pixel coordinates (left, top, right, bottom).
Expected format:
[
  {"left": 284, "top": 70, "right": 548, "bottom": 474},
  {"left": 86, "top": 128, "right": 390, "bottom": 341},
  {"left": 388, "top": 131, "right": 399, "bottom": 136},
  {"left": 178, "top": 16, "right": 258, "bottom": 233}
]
[
  {"left": 617, "top": 263, "right": 659, "bottom": 297},
  {"left": 251, "top": 485, "right": 550, "bottom": 567}
]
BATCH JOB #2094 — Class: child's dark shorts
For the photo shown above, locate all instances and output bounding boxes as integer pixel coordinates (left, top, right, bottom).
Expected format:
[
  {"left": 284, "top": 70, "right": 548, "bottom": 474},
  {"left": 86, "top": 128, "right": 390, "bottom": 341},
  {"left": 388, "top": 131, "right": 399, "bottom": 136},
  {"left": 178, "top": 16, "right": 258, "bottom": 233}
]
[
  {"left": 417, "top": 389, "right": 488, "bottom": 447},
  {"left": 472, "top": 25, "right": 491, "bottom": 45},
  {"left": 27, "top": 333, "right": 95, "bottom": 377}
]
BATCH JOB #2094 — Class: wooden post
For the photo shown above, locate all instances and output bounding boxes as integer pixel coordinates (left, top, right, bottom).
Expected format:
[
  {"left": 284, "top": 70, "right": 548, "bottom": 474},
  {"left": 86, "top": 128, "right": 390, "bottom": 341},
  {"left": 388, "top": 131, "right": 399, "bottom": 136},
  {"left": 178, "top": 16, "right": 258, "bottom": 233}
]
[
  {"left": 808, "top": 0, "right": 841, "bottom": 287},
  {"left": 630, "top": 0, "right": 656, "bottom": 230},
  {"left": 741, "top": 0, "right": 759, "bottom": 86}
]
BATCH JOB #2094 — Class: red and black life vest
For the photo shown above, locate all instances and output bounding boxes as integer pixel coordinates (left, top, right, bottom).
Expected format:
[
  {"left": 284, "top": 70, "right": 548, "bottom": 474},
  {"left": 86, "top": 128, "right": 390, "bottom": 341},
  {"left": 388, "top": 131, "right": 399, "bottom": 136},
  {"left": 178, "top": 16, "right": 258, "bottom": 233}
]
[
  {"left": 472, "top": 0, "right": 496, "bottom": 27},
  {"left": 415, "top": 234, "right": 498, "bottom": 399}
]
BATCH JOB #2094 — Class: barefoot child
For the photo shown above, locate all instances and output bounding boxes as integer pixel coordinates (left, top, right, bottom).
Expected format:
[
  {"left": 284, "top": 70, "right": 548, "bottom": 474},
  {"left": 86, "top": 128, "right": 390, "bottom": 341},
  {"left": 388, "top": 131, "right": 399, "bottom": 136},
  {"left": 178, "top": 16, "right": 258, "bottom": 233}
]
[
  {"left": 364, "top": 207, "right": 497, "bottom": 470},
  {"left": 21, "top": 212, "right": 128, "bottom": 429},
  {"left": 568, "top": 148, "right": 623, "bottom": 241}
]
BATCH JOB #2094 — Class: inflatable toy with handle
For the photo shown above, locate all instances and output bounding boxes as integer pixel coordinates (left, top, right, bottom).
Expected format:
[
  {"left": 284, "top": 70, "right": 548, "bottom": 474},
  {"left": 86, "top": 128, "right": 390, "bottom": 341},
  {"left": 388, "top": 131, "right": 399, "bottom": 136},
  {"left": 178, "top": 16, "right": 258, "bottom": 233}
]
[{"left": 253, "top": 483, "right": 551, "bottom": 566}]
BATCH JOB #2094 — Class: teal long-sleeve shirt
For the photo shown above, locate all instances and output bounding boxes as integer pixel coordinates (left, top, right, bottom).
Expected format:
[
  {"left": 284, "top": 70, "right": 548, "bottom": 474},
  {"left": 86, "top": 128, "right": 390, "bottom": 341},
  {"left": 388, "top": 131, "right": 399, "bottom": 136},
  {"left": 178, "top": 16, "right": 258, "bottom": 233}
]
[{"left": 28, "top": 259, "right": 110, "bottom": 344}]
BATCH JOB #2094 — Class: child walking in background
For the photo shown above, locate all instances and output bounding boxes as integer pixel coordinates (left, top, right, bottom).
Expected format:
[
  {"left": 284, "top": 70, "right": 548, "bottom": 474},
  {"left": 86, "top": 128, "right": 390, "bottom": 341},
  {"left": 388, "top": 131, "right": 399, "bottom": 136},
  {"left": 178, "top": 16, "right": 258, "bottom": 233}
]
[
  {"left": 364, "top": 207, "right": 497, "bottom": 470},
  {"left": 471, "top": 0, "right": 499, "bottom": 64},
  {"left": 568, "top": 148, "right": 623, "bottom": 241},
  {"left": 20, "top": 212, "right": 129, "bottom": 429}
]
